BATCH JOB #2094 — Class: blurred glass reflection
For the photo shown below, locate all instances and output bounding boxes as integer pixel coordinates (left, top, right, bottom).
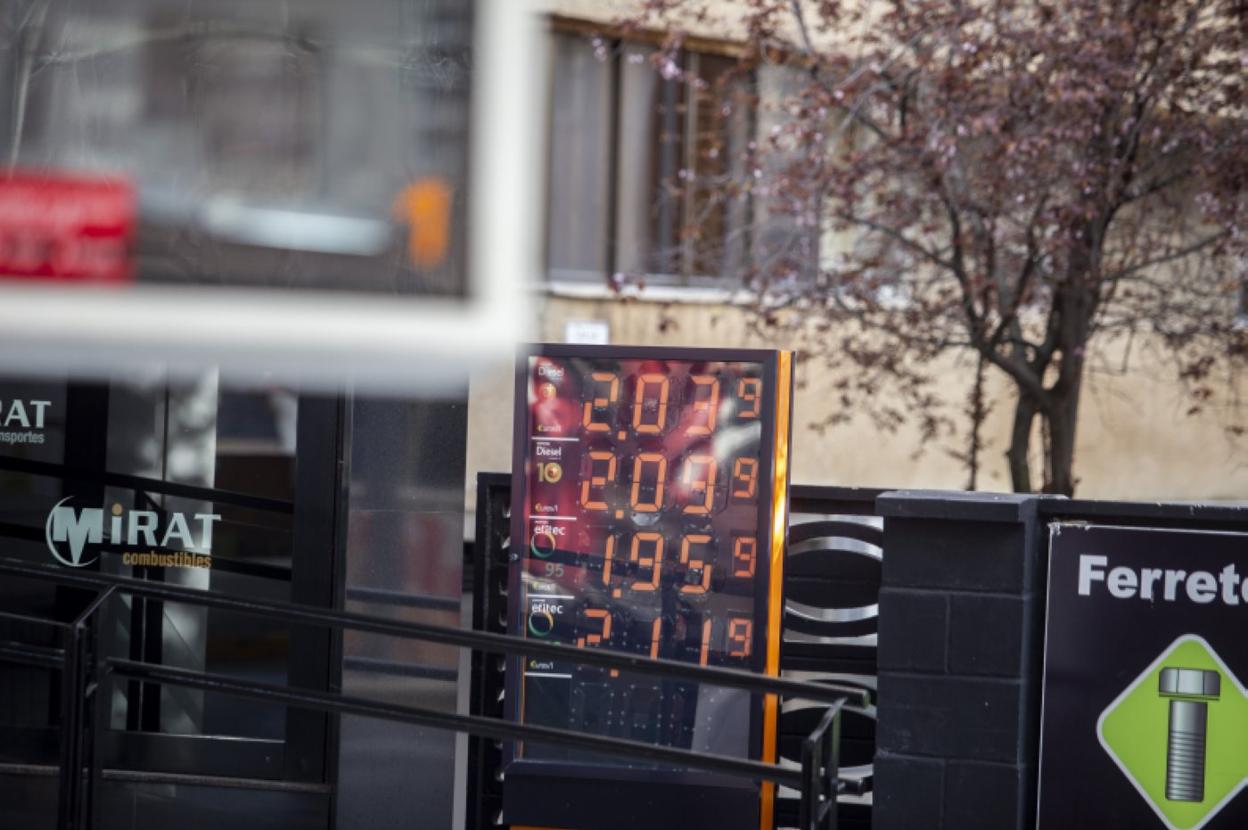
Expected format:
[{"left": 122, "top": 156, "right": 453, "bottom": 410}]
[{"left": 1, "top": 0, "right": 472, "bottom": 294}]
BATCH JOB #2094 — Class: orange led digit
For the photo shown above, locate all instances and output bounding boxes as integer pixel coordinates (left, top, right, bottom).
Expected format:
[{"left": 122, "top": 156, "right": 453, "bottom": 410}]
[
  {"left": 732, "top": 536, "right": 757, "bottom": 578},
  {"left": 600, "top": 535, "right": 616, "bottom": 586},
  {"left": 582, "top": 371, "right": 620, "bottom": 432},
  {"left": 580, "top": 451, "right": 616, "bottom": 511},
  {"left": 727, "top": 618, "right": 753, "bottom": 658},
  {"left": 732, "top": 457, "right": 758, "bottom": 499},
  {"left": 737, "top": 377, "right": 761, "bottom": 419},
  {"left": 632, "top": 373, "right": 670, "bottom": 434},
  {"left": 629, "top": 453, "right": 667, "bottom": 512},
  {"left": 688, "top": 374, "right": 720, "bottom": 435},
  {"left": 629, "top": 532, "right": 664, "bottom": 592},
  {"left": 698, "top": 618, "right": 713, "bottom": 666},
  {"left": 581, "top": 608, "right": 611, "bottom": 647},
  {"left": 678, "top": 534, "right": 712, "bottom": 594},
  {"left": 681, "top": 454, "right": 717, "bottom": 515}
]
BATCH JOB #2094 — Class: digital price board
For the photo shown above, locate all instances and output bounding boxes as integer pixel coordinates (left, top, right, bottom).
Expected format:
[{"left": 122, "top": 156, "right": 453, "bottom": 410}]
[{"left": 505, "top": 344, "right": 793, "bottom": 830}]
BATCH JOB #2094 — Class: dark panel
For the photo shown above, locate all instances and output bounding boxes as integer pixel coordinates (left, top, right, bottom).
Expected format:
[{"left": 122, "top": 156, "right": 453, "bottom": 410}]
[
  {"left": 285, "top": 395, "right": 347, "bottom": 783},
  {"left": 875, "top": 674, "right": 1025, "bottom": 764},
  {"left": 872, "top": 751, "right": 943, "bottom": 830},
  {"left": 100, "top": 778, "right": 330, "bottom": 830},
  {"left": 779, "top": 705, "right": 875, "bottom": 769},
  {"left": 876, "top": 589, "right": 946, "bottom": 674},
  {"left": 504, "top": 764, "right": 758, "bottom": 830},
  {"left": 0, "top": 766, "right": 56, "bottom": 830},
  {"left": 881, "top": 519, "right": 1031, "bottom": 594},
  {"left": 0, "top": 769, "right": 331, "bottom": 830},
  {"left": 947, "top": 594, "right": 1030, "bottom": 679},
  {"left": 943, "top": 760, "right": 1028, "bottom": 830},
  {"left": 877, "top": 490, "right": 1034, "bottom": 524},
  {"left": 466, "top": 473, "right": 510, "bottom": 830},
  {"left": 336, "top": 394, "right": 468, "bottom": 830},
  {"left": 102, "top": 731, "right": 285, "bottom": 779},
  {"left": 780, "top": 644, "right": 876, "bottom": 676},
  {"left": 1038, "top": 497, "right": 1248, "bottom": 528}
]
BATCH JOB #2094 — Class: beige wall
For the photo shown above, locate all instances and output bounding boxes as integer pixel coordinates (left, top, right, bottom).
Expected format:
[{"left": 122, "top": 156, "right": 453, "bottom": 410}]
[{"left": 467, "top": 294, "right": 1248, "bottom": 506}]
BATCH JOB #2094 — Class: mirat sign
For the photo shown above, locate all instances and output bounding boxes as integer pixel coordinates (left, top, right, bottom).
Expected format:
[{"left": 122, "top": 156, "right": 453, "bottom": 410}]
[
  {"left": 45, "top": 497, "right": 221, "bottom": 569},
  {"left": 0, "top": 398, "right": 51, "bottom": 446}
]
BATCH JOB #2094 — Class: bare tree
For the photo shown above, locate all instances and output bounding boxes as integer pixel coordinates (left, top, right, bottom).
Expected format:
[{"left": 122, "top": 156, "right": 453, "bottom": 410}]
[{"left": 625, "top": 0, "right": 1248, "bottom": 494}]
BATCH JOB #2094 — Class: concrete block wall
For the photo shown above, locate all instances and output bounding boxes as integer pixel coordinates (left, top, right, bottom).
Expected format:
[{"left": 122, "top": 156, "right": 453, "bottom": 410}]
[{"left": 872, "top": 492, "right": 1046, "bottom": 830}]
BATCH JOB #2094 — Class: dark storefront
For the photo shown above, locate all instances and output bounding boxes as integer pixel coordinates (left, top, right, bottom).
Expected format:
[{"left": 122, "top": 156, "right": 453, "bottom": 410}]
[
  {"left": 0, "top": 0, "right": 495, "bottom": 821},
  {"left": 0, "top": 377, "right": 469, "bottom": 829}
]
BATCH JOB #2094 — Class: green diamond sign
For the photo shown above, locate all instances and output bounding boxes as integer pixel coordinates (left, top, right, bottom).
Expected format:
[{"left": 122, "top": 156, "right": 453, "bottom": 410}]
[{"left": 1098, "top": 636, "right": 1248, "bottom": 829}]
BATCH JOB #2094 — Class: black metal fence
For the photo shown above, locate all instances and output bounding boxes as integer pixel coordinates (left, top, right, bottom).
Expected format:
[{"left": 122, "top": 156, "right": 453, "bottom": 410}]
[
  {"left": 467, "top": 474, "right": 887, "bottom": 830},
  {"left": 0, "top": 554, "right": 861, "bottom": 830}
]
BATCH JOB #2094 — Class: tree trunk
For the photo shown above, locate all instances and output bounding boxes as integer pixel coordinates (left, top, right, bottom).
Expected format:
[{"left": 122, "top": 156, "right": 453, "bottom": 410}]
[
  {"left": 1044, "top": 383, "right": 1083, "bottom": 496},
  {"left": 1044, "top": 273, "right": 1093, "bottom": 496},
  {"left": 1006, "top": 393, "right": 1039, "bottom": 493}
]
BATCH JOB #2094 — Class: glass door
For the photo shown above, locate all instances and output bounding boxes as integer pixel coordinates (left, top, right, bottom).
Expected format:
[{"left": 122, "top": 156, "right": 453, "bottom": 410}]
[{"left": 0, "top": 375, "right": 342, "bottom": 785}]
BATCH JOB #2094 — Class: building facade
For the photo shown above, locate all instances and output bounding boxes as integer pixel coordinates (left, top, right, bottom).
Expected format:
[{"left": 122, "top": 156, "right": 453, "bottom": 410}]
[{"left": 467, "top": 1, "right": 1248, "bottom": 504}]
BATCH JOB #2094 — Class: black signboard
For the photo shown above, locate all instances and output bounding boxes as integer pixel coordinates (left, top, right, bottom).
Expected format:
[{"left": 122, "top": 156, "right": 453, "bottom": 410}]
[
  {"left": 1038, "top": 523, "right": 1248, "bottom": 830},
  {"left": 504, "top": 344, "right": 794, "bottom": 830}
]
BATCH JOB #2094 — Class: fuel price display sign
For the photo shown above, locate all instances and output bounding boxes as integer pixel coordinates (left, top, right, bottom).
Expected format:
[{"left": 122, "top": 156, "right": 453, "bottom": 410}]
[{"left": 505, "top": 345, "right": 793, "bottom": 830}]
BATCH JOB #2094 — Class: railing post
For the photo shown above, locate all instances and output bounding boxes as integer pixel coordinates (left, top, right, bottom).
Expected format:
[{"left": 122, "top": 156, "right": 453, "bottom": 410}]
[
  {"left": 66, "top": 585, "right": 113, "bottom": 830},
  {"left": 83, "top": 608, "right": 106, "bottom": 830},
  {"left": 822, "top": 708, "right": 840, "bottom": 830},
  {"left": 57, "top": 623, "right": 84, "bottom": 830},
  {"left": 799, "top": 704, "right": 842, "bottom": 830}
]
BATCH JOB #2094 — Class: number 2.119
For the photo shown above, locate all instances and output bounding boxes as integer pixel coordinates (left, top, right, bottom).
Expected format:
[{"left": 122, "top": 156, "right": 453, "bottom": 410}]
[{"left": 576, "top": 609, "right": 755, "bottom": 665}]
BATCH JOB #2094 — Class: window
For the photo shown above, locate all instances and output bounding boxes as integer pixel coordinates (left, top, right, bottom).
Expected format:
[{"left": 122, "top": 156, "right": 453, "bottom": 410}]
[
  {"left": 5, "top": 0, "right": 473, "bottom": 296},
  {"left": 546, "top": 29, "right": 754, "bottom": 287},
  {"left": 142, "top": 12, "right": 322, "bottom": 201}
]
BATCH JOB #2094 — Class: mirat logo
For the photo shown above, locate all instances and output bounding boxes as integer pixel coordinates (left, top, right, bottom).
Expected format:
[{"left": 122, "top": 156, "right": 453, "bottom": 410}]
[
  {"left": 0, "top": 397, "right": 51, "bottom": 447},
  {"left": 44, "top": 497, "right": 221, "bottom": 569}
]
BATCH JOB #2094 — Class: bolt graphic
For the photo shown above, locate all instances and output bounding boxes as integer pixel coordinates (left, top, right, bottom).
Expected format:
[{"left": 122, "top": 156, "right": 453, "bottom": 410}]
[{"left": 1158, "top": 667, "right": 1221, "bottom": 802}]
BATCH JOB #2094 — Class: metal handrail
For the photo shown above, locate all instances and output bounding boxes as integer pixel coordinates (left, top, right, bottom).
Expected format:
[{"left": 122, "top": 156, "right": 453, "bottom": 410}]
[
  {"left": 107, "top": 657, "right": 821, "bottom": 789},
  {"left": 0, "top": 455, "right": 294, "bottom": 514},
  {"left": 0, "top": 556, "right": 849, "bottom": 830},
  {"left": 0, "top": 556, "right": 868, "bottom": 708},
  {"left": 0, "top": 639, "right": 64, "bottom": 669},
  {"left": 344, "top": 584, "right": 462, "bottom": 612}
]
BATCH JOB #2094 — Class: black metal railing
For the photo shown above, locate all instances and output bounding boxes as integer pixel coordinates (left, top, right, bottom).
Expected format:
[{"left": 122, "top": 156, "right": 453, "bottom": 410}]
[
  {"left": 0, "top": 555, "right": 859, "bottom": 830},
  {"left": 467, "top": 474, "right": 886, "bottom": 830},
  {"left": 782, "top": 485, "right": 885, "bottom": 830},
  {"left": 0, "top": 584, "right": 115, "bottom": 830}
]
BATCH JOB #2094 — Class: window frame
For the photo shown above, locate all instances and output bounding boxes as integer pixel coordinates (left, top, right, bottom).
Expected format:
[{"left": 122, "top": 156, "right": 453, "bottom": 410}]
[{"left": 544, "top": 18, "right": 757, "bottom": 291}]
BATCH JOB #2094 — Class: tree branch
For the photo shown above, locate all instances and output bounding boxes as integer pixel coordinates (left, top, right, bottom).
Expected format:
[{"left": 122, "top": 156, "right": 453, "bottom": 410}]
[
  {"left": 1104, "top": 232, "right": 1229, "bottom": 284},
  {"left": 835, "top": 212, "right": 957, "bottom": 272}
]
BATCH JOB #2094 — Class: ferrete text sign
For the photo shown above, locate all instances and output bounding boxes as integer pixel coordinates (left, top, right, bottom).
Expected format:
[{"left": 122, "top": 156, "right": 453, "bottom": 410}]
[
  {"left": 1038, "top": 523, "right": 1248, "bottom": 830},
  {"left": 0, "top": 170, "right": 135, "bottom": 282}
]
